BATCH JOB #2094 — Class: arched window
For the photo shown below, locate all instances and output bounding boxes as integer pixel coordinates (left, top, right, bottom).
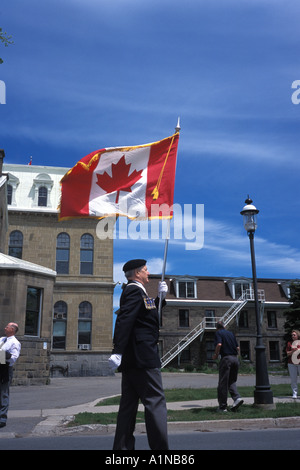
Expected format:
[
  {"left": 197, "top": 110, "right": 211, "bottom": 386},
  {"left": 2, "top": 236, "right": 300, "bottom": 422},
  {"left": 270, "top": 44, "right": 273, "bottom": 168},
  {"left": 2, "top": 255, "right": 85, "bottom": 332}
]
[
  {"left": 80, "top": 234, "right": 94, "bottom": 275},
  {"left": 56, "top": 233, "right": 70, "bottom": 274},
  {"left": 8, "top": 230, "right": 23, "bottom": 259},
  {"left": 6, "top": 184, "right": 12, "bottom": 205},
  {"left": 53, "top": 301, "right": 67, "bottom": 349},
  {"left": 38, "top": 186, "right": 48, "bottom": 207},
  {"left": 78, "top": 301, "right": 92, "bottom": 349}
]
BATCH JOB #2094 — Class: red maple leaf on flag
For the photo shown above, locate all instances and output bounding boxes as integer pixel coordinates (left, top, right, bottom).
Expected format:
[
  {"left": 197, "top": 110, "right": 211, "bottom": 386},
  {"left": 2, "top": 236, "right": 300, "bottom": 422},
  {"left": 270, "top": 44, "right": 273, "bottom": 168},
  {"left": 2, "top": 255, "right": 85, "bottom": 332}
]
[{"left": 96, "top": 155, "right": 143, "bottom": 203}]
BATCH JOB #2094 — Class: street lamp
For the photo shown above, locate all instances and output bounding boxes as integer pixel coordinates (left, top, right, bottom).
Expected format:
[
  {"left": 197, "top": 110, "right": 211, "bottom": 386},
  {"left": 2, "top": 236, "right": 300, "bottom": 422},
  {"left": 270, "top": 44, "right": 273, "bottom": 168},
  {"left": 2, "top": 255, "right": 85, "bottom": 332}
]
[{"left": 241, "top": 196, "right": 275, "bottom": 408}]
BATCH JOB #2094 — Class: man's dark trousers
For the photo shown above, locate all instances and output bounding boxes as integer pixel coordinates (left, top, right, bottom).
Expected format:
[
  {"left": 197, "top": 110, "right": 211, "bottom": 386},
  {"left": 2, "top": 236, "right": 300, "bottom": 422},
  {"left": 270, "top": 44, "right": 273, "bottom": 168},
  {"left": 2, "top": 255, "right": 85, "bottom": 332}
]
[
  {"left": 113, "top": 368, "right": 168, "bottom": 450},
  {"left": 218, "top": 355, "right": 240, "bottom": 409}
]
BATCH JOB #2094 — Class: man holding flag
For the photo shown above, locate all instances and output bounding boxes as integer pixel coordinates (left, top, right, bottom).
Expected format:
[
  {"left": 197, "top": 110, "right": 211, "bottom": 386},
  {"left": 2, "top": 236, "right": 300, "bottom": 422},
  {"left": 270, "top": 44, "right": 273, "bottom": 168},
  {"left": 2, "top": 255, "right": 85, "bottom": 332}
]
[
  {"left": 59, "top": 127, "right": 180, "bottom": 449},
  {"left": 109, "top": 259, "right": 168, "bottom": 450}
]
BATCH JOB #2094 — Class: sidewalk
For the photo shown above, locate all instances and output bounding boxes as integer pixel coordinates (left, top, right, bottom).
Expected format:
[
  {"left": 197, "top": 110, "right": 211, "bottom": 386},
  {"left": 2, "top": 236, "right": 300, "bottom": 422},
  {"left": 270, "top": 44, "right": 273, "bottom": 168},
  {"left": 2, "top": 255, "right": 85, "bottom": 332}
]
[
  {"left": 5, "top": 394, "right": 300, "bottom": 438},
  {"left": 1, "top": 373, "right": 299, "bottom": 438}
]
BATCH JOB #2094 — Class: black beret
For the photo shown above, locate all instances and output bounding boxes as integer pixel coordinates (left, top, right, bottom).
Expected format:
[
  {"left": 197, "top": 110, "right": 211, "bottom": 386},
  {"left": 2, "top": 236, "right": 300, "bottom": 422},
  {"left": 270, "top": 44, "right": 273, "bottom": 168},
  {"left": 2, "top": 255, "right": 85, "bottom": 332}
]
[{"left": 122, "top": 259, "right": 147, "bottom": 272}]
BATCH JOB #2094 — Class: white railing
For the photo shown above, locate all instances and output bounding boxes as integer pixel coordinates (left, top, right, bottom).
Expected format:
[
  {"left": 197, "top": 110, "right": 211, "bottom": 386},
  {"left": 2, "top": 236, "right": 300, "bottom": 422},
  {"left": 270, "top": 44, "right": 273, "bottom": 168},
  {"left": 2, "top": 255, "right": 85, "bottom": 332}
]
[{"left": 160, "top": 290, "right": 265, "bottom": 368}]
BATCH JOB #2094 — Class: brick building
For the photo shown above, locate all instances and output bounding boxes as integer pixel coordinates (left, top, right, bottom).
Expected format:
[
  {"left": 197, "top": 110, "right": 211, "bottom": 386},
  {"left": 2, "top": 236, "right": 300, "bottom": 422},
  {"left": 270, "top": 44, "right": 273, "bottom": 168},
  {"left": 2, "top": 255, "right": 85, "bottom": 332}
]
[
  {"left": 147, "top": 274, "right": 292, "bottom": 369},
  {"left": 2, "top": 162, "right": 115, "bottom": 383}
]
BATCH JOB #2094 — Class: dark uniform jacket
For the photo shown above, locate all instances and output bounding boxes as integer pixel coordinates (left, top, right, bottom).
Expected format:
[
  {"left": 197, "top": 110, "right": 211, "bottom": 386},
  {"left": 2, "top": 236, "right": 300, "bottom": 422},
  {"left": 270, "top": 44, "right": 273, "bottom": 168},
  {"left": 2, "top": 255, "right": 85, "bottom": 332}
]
[{"left": 112, "top": 281, "right": 163, "bottom": 371}]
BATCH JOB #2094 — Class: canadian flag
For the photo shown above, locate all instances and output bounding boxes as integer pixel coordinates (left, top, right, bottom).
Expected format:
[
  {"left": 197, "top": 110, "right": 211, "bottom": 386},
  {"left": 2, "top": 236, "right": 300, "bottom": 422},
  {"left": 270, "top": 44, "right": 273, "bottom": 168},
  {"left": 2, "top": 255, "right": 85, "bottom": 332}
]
[{"left": 59, "top": 133, "right": 179, "bottom": 221}]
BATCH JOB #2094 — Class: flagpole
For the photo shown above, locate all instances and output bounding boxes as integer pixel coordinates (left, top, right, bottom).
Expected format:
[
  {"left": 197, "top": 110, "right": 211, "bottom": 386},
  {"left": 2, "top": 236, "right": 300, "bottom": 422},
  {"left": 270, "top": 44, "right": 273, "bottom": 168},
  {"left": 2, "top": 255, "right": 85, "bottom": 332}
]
[{"left": 158, "top": 118, "right": 181, "bottom": 324}]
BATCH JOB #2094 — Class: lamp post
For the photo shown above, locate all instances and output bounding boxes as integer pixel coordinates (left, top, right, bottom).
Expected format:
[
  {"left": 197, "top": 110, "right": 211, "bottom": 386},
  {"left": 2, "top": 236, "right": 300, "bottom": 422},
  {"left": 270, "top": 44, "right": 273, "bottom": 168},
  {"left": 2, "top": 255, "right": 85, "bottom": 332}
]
[{"left": 240, "top": 196, "right": 275, "bottom": 408}]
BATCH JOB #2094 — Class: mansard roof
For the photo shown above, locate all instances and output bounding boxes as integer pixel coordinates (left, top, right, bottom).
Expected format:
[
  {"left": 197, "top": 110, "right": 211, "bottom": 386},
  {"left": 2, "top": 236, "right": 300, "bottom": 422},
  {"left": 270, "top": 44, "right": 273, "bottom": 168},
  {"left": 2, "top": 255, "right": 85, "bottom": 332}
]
[{"left": 147, "top": 274, "right": 294, "bottom": 303}]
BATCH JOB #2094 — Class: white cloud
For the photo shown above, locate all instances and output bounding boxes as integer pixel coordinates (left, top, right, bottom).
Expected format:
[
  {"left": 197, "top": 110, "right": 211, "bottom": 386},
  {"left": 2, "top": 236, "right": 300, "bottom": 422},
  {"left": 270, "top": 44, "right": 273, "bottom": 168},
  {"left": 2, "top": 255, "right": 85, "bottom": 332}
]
[{"left": 202, "top": 218, "right": 300, "bottom": 276}]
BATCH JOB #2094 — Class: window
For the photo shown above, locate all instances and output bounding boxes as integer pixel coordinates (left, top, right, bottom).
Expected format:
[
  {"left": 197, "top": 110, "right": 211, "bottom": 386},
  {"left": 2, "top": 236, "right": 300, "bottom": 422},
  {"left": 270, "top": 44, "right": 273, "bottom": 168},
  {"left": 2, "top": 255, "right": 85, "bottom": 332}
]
[
  {"left": 38, "top": 186, "right": 48, "bottom": 207},
  {"left": 53, "top": 301, "right": 67, "bottom": 349},
  {"left": 205, "top": 309, "right": 215, "bottom": 328},
  {"left": 56, "top": 233, "right": 70, "bottom": 274},
  {"left": 78, "top": 301, "right": 92, "bottom": 349},
  {"left": 226, "top": 279, "right": 252, "bottom": 299},
  {"left": 80, "top": 234, "right": 94, "bottom": 275},
  {"left": 25, "top": 287, "right": 42, "bottom": 336},
  {"left": 8, "top": 230, "right": 23, "bottom": 259},
  {"left": 7, "top": 184, "right": 12, "bottom": 205},
  {"left": 178, "top": 342, "right": 190, "bottom": 363},
  {"left": 234, "top": 282, "right": 251, "bottom": 299},
  {"left": 238, "top": 310, "right": 249, "bottom": 328},
  {"left": 32, "top": 173, "right": 53, "bottom": 208},
  {"left": 6, "top": 173, "right": 19, "bottom": 206},
  {"left": 240, "top": 341, "right": 251, "bottom": 361},
  {"left": 173, "top": 278, "right": 197, "bottom": 298},
  {"left": 206, "top": 340, "right": 215, "bottom": 361},
  {"left": 179, "top": 309, "right": 189, "bottom": 327},
  {"left": 269, "top": 341, "right": 280, "bottom": 361},
  {"left": 267, "top": 311, "right": 277, "bottom": 329},
  {"left": 279, "top": 281, "right": 291, "bottom": 299},
  {"left": 177, "top": 281, "right": 196, "bottom": 298}
]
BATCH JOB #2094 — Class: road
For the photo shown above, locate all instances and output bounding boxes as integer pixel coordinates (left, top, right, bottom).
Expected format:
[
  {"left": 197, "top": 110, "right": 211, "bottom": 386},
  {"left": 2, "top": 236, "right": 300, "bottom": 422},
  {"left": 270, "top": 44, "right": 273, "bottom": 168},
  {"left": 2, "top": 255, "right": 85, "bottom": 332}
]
[
  {"left": 2, "top": 372, "right": 296, "bottom": 452},
  {"left": 1, "top": 428, "right": 299, "bottom": 450}
]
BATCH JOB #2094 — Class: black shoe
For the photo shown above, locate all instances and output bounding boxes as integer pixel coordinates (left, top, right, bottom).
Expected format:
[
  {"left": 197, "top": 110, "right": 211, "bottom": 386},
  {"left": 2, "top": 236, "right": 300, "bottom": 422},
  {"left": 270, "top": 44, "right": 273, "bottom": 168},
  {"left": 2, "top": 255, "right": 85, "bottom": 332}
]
[
  {"left": 0, "top": 422, "right": 6, "bottom": 428},
  {"left": 216, "top": 407, "right": 227, "bottom": 413}
]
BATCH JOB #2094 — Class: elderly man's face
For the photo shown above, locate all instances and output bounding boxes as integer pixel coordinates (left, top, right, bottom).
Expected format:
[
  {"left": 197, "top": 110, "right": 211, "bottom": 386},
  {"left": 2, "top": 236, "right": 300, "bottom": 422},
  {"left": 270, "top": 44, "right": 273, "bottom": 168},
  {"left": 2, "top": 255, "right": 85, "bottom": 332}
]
[
  {"left": 136, "top": 265, "right": 149, "bottom": 286},
  {"left": 4, "top": 323, "right": 16, "bottom": 337}
]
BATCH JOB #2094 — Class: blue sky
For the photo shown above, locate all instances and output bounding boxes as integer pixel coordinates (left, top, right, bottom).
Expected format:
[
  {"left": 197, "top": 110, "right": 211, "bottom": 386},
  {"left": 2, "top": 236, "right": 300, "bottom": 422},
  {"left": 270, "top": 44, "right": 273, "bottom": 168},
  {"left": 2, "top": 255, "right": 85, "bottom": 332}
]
[{"left": 1, "top": 0, "right": 300, "bottom": 300}]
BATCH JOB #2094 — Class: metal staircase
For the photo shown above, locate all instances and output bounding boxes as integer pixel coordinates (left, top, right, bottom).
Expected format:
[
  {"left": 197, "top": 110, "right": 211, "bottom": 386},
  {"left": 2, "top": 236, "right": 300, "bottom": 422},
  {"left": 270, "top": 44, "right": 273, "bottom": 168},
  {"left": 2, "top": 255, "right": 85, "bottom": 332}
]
[{"left": 160, "top": 289, "right": 265, "bottom": 368}]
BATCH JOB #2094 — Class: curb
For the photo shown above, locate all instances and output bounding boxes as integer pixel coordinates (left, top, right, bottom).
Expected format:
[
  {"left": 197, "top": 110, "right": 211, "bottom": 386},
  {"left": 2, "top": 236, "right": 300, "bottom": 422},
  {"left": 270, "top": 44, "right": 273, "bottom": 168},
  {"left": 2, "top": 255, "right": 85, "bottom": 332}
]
[
  {"left": 30, "top": 415, "right": 300, "bottom": 437},
  {"left": 2, "top": 393, "right": 299, "bottom": 439}
]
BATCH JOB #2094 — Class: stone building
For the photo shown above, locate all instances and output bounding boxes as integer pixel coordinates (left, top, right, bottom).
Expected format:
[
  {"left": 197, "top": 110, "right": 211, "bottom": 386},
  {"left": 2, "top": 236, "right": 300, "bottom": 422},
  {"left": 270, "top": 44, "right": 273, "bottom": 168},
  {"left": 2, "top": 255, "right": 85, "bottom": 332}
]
[
  {"left": 2, "top": 162, "right": 115, "bottom": 383},
  {"left": 147, "top": 274, "right": 292, "bottom": 369},
  {"left": 0, "top": 253, "right": 56, "bottom": 385}
]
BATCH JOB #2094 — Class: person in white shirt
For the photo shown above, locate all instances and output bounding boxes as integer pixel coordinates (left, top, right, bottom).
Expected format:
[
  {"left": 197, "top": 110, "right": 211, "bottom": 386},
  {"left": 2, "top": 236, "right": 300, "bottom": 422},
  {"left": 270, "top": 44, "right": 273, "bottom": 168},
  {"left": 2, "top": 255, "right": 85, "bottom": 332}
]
[{"left": 0, "top": 322, "right": 21, "bottom": 428}]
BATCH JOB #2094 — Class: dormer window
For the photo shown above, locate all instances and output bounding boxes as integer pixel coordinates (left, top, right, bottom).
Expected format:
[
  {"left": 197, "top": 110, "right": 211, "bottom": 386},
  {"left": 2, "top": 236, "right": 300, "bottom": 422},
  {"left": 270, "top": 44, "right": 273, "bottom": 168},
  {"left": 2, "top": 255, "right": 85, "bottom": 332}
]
[
  {"left": 278, "top": 281, "right": 294, "bottom": 299},
  {"left": 7, "top": 184, "right": 12, "bottom": 205},
  {"left": 38, "top": 186, "right": 48, "bottom": 206},
  {"left": 174, "top": 278, "right": 197, "bottom": 298},
  {"left": 32, "top": 173, "right": 53, "bottom": 208},
  {"left": 6, "top": 173, "right": 19, "bottom": 206},
  {"left": 226, "top": 278, "right": 252, "bottom": 300}
]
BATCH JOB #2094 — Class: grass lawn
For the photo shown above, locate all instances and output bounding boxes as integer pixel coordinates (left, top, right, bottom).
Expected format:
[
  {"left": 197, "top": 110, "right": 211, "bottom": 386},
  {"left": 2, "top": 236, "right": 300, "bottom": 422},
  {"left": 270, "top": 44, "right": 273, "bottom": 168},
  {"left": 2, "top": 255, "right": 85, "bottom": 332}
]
[{"left": 68, "top": 384, "right": 300, "bottom": 427}]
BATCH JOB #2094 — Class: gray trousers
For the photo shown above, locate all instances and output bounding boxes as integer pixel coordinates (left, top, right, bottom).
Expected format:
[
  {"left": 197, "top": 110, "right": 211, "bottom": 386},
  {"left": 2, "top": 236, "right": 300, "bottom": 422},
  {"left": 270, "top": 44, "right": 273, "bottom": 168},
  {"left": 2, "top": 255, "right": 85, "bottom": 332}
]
[
  {"left": 218, "top": 355, "right": 241, "bottom": 409},
  {"left": 0, "top": 381, "right": 10, "bottom": 424},
  {"left": 288, "top": 363, "right": 300, "bottom": 396},
  {"left": 113, "top": 368, "right": 169, "bottom": 450}
]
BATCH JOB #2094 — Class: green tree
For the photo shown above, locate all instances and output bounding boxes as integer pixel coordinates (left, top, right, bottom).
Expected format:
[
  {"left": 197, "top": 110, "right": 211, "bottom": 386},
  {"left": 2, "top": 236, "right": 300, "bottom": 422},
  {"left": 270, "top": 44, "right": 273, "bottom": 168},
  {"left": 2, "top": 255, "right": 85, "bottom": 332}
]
[
  {"left": 283, "top": 281, "right": 300, "bottom": 365},
  {"left": 0, "top": 28, "right": 14, "bottom": 64}
]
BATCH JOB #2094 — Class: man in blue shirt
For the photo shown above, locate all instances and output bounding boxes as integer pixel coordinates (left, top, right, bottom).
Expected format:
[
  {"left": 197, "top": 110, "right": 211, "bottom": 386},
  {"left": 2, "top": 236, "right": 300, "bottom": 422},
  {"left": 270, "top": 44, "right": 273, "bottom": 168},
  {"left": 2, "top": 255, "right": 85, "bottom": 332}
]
[{"left": 212, "top": 321, "right": 243, "bottom": 412}]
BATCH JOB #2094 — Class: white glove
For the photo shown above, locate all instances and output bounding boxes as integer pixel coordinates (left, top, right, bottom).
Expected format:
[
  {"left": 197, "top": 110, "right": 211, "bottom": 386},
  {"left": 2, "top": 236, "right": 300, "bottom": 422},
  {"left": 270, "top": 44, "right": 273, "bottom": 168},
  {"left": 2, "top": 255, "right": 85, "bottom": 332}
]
[
  {"left": 158, "top": 281, "right": 168, "bottom": 300},
  {"left": 108, "top": 354, "right": 122, "bottom": 371}
]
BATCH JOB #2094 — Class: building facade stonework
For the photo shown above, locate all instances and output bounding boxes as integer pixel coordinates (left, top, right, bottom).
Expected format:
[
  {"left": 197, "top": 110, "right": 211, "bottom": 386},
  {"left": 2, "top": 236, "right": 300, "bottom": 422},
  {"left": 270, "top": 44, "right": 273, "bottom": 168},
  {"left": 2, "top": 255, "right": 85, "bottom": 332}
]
[
  {"left": 0, "top": 254, "right": 56, "bottom": 385},
  {"left": 2, "top": 163, "right": 115, "bottom": 383}
]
